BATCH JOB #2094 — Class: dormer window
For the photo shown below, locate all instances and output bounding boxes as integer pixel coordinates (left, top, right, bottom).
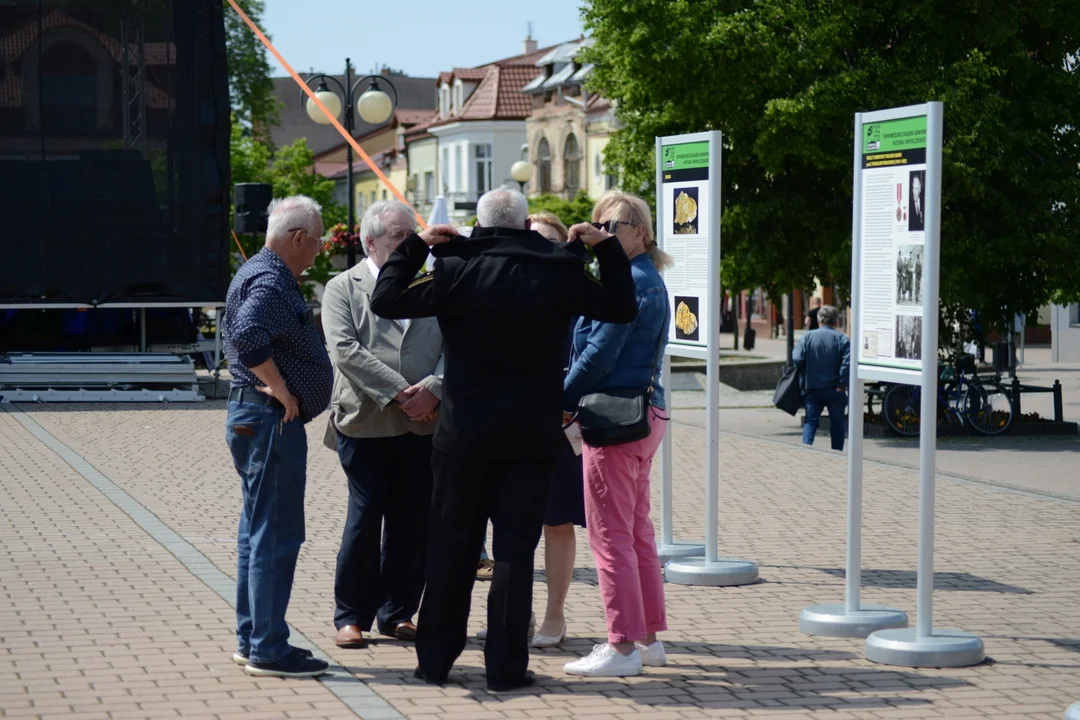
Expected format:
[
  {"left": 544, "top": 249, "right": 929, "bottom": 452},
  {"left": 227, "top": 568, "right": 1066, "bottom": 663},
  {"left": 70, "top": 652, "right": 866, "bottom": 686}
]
[
  {"left": 439, "top": 83, "right": 451, "bottom": 117},
  {"left": 453, "top": 79, "right": 464, "bottom": 114}
]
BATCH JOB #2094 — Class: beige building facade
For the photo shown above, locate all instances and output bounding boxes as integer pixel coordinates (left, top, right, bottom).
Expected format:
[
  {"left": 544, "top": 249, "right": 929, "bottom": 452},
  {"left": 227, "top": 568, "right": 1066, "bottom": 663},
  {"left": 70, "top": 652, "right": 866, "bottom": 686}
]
[{"left": 521, "top": 39, "right": 618, "bottom": 200}]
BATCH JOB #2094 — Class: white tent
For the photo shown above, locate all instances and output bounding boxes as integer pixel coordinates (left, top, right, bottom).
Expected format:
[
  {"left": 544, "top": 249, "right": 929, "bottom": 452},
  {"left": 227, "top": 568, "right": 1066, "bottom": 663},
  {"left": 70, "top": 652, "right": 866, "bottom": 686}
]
[
  {"left": 424, "top": 196, "right": 450, "bottom": 270},
  {"left": 427, "top": 196, "right": 449, "bottom": 226}
]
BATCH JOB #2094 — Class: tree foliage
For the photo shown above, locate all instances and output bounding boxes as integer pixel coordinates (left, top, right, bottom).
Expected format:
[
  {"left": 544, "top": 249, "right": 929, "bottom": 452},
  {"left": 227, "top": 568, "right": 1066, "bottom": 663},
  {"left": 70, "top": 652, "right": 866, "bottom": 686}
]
[
  {"left": 229, "top": 116, "right": 345, "bottom": 260},
  {"left": 583, "top": 0, "right": 1080, "bottom": 333},
  {"left": 224, "top": 0, "right": 279, "bottom": 138},
  {"left": 528, "top": 192, "right": 598, "bottom": 227}
]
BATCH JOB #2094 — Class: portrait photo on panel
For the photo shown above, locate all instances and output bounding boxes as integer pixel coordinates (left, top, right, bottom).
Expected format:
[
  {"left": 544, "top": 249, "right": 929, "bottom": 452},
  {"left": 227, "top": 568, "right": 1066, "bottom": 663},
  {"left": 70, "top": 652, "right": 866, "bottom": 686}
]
[{"left": 908, "top": 170, "right": 926, "bottom": 232}]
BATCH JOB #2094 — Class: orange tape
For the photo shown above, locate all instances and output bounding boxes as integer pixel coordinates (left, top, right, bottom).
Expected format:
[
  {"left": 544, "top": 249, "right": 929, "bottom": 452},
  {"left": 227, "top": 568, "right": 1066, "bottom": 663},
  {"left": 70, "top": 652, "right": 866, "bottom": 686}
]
[
  {"left": 231, "top": 229, "right": 248, "bottom": 261},
  {"left": 224, "top": 0, "right": 427, "bottom": 229}
]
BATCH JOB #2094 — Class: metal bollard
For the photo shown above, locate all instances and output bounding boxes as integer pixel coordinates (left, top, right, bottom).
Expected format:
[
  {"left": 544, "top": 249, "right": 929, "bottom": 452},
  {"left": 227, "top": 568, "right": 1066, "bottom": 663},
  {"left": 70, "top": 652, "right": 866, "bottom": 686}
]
[
  {"left": 1011, "top": 376, "right": 1022, "bottom": 419},
  {"left": 1053, "top": 380, "right": 1063, "bottom": 423}
]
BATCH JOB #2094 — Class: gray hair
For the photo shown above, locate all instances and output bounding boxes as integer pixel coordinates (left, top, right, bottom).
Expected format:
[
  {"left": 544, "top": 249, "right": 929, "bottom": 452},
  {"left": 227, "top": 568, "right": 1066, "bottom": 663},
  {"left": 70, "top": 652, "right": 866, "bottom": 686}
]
[
  {"left": 360, "top": 200, "right": 416, "bottom": 247},
  {"left": 477, "top": 188, "right": 528, "bottom": 229},
  {"left": 266, "top": 195, "right": 323, "bottom": 241},
  {"left": 818, "top": 305, "right": 839, "bottom": 327}
]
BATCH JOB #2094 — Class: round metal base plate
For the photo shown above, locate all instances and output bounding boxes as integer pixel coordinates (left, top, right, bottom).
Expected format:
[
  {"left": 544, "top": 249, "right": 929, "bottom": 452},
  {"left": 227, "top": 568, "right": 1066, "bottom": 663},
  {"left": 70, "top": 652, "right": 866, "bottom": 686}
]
[
  {"left": 1065, "top": 701, "right": 1080, "bottom": 720},
  {"left": 865, "top": 628, "right": 985, "bottom": 668},
  {"left": 657, "top": 541, "right": 706, "bottom": 564},
  {"left": 799, "top": 603, "right": 909, "bottom": 638},
  {"left": 664, "top": 558, "right": 759, "bottom": 586}
]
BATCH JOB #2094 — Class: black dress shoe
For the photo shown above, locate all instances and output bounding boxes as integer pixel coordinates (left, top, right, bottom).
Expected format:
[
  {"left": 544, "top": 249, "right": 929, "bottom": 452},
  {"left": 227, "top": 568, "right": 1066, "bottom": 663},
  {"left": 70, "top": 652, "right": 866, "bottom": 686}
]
[
  {"left": 413, "top": 666, "right": 446, "bottom": 686},
  {"left": 487, "top": 670, "right": 536, "bottom": 692}
]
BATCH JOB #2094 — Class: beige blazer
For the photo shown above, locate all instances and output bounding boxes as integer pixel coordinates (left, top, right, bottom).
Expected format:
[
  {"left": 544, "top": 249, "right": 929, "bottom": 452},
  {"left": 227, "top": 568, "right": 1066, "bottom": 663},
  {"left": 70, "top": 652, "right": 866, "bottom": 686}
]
[{"left": 321, "top": 260, "right": 443, "bottom": 448}]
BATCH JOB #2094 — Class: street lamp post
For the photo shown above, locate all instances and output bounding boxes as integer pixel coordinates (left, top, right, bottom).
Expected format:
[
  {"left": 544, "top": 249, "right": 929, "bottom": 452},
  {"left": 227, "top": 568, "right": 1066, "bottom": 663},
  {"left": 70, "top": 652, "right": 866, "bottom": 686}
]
[
  {"left": 301, "top": 59, "right": 398, "bottom": 268},
  {"left": 510, "top": 143, "right": 531, "bottom": 194}
]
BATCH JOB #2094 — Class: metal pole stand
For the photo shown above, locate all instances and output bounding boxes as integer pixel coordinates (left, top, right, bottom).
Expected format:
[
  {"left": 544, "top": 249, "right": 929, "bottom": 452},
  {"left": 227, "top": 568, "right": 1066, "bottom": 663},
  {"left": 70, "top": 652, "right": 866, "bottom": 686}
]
[
  {"left": 865, "top": 103, "right": 983, "bottom": 669},
  {"left": 798, "top": 383, "right": 907, "bottom": 637},
  {"left": 664, "top": 181, "right": 758, "bottom": 586},
  {"left": 656, "top": 354, "right": 705, "bottom": 564},
  {"left": 799, "top": 112, "right": 906, "bottom": 638},
  {"left": 1065, "top": 701, "right": 1080, "bottom": 720}
]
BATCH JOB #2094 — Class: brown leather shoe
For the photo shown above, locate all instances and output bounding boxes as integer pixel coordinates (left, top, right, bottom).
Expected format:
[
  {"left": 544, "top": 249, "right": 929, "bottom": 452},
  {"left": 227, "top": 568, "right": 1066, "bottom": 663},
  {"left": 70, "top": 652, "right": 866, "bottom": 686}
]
[
  {"left": 334, "top": 625, "right": 366, "bottom": 648},
  {"left": 476, "top": 558, "right": 495, "bottom": 581},
  {"left": 380, "top": 621, "right": 417, "bottom": 641}
]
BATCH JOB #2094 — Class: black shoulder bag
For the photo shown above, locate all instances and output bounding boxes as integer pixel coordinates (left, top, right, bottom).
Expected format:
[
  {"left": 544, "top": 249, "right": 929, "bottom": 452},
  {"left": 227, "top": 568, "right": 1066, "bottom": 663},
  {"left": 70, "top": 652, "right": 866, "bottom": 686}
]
[{"left": 571, "top": 306, "right": 669, "bottom": 448}]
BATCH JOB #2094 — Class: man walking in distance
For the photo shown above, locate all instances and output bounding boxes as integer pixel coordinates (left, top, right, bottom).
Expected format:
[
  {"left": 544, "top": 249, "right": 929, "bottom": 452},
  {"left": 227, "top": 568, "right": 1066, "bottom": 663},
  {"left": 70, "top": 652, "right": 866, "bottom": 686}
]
[
  {"left": 321, "top": 200, "right": 443, "bottom": 650},
  {"left": 224, "top": 195, "right": 333, "bottom": 678},
  {"left": 370, "top": 189, "right": 637, "bottom": 691}
]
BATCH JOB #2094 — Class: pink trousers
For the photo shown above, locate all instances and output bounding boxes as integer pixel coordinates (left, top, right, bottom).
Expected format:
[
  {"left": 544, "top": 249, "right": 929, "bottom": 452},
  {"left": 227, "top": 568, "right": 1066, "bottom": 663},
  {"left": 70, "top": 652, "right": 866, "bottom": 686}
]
[{"left": 582, "top": 409, "right": 668, "bottom": 644}]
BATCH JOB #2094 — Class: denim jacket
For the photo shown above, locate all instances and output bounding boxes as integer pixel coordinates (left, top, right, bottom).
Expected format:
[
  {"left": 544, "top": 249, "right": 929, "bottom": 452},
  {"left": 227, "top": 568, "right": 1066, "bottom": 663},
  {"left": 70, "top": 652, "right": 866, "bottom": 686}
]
[
  {"left": 792, "top": 326, "right": 851, "bottom": 392},
  {"left": 564, "top": 254, "right": 669, "bottom": 411}
]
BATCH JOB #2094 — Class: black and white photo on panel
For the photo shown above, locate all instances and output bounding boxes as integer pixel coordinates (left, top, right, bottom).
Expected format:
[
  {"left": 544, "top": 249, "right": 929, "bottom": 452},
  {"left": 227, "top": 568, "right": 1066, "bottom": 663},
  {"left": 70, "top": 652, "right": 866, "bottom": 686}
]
[
  {"left": 895, "top": 314, "right": 923, "bottom": 361},
  {"left": 895, "top": 244, "right": 924, "bottom": 306},
  {"left": 908, "top": 170, "right": 926, "bottom": 232}
]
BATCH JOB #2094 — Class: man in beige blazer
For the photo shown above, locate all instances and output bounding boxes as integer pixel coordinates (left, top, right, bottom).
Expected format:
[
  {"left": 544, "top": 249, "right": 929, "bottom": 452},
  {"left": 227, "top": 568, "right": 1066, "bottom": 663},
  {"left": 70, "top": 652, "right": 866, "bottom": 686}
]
[{"left": 321, "top": 200, "right": 443, "bottom": 649}]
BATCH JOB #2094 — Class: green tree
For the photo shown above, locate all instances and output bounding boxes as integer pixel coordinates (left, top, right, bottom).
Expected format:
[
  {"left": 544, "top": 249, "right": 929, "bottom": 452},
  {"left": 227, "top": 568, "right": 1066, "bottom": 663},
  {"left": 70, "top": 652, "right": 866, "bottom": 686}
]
[
  {"left": 584, "top": 0, "right": 1080, "bottom": 336},
  {"left": 224, "top": 0, "right": 280, "bottom": 138},
  {"left": 229, "top": 116, "right": 345, "bottom": 279},
  {"left": 528, "top": 192, "right": 598, "bottom": 227}
]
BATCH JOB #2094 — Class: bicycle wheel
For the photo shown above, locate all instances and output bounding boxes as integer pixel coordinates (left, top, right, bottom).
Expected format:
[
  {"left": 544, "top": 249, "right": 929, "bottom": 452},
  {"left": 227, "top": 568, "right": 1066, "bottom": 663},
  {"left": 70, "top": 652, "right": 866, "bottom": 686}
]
[
  {"left": 883, "top": 384, "right": 921, "bottom": 436},
  {"left": 964, "top": 383, "right": 1014, "bottom": 435}
]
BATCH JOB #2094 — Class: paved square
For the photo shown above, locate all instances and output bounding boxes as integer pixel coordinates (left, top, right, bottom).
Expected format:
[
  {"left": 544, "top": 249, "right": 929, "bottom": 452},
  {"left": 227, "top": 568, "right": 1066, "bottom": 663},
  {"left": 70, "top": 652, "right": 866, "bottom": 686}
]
[{"left": 1, "top": 398, "right": 1078, "bottom": 719}]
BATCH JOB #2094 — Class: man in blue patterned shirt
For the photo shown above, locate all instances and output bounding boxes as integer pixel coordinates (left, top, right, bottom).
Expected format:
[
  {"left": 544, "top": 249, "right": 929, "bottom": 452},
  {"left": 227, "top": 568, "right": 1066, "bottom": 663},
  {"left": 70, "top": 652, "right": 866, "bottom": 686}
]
[{"left": 223, "top": 195, "right": 333, "bottom": 678}]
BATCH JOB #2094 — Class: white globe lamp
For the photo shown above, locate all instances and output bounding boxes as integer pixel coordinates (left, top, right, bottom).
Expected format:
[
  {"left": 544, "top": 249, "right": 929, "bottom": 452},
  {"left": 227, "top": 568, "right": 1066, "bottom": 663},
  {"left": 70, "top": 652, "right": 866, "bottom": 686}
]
[
  {"left": 357, "top": 88, "right": 394, "bottom": 125},
  {"left": 510, "top": 160, "right": 531, "bottom": 185},
  {"left": 306, "top": 82, "right": 342, "bottom": 124}
]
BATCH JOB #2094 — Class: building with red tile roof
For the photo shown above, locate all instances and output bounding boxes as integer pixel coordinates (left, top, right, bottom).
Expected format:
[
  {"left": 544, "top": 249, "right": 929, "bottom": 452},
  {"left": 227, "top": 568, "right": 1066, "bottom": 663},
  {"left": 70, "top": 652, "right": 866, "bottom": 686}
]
[{"left": 419, "top": 35, "right": 571, "bottom": 221}]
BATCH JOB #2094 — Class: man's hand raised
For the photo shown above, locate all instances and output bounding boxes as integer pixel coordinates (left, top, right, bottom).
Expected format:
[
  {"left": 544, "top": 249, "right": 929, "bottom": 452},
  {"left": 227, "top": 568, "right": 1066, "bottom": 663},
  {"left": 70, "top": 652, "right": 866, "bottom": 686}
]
[
  {"left": 418, "top": 224, "right": 459, "bottom": 246},
  {"left": 567, "top": 222, "right": 611, "bottom": 247}
]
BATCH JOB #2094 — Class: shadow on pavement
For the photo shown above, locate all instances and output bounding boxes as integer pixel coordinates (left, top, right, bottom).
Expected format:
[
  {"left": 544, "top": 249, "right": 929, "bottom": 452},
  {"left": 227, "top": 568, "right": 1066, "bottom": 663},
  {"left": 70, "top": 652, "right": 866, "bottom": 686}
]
[
  {"left": 803, "top": 567, "right": 1034, "bottom": 594},
  {"left": 357, "top": 641, "right": 973, "bottom": 710}
]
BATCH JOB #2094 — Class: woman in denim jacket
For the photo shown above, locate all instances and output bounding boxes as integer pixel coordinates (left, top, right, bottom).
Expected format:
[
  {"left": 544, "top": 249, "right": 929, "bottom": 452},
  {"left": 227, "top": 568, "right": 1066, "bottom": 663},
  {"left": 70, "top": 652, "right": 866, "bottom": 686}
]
[{"left": 562, "top": 190, "right": 672, "bottom": 678}]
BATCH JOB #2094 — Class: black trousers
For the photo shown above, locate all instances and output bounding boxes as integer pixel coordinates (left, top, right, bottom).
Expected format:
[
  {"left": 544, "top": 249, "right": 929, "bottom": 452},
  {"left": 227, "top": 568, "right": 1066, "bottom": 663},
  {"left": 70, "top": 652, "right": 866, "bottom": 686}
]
[
  {"left": 334, "top": 431, "right": 433, "bottom": 632},
  {"left": 416, "top": 449, "right": 554, "bottom": 686}
]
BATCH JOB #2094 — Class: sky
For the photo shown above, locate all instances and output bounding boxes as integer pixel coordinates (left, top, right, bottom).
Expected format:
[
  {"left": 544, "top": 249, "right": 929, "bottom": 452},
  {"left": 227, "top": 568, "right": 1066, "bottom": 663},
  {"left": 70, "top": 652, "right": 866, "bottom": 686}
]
[{"left": 262, "top": 0, "right": 587, "bottom": 79}]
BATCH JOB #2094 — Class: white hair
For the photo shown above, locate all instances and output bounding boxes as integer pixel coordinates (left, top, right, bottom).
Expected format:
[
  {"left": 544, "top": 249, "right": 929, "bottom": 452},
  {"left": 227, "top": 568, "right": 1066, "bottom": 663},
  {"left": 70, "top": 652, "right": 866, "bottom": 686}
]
[
  {"left": 265, "top": 195, "right": 323, "bottom": 241},
  {"left": 360, "top": 200, "right": 416, "bottom": 248},
  {"left": 477, "top": 188, "right": 528, "bottom": 229}
]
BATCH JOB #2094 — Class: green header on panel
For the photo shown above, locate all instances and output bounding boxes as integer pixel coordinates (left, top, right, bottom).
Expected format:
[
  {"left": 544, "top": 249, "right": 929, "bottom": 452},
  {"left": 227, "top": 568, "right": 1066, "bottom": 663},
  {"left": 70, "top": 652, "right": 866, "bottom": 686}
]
[
  {"left": 662, "top": 141, "right": 710, "bottom": 171},
  {"left": 862, "top": 116, "right": 927, "bottom": 155}
]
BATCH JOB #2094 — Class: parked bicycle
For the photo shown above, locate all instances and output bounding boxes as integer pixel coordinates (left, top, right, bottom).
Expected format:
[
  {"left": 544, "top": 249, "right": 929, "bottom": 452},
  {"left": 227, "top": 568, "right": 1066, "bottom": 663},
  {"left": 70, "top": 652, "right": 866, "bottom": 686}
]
[{"left": 881, "top": 355, "right": 1015, "bottom": 436}]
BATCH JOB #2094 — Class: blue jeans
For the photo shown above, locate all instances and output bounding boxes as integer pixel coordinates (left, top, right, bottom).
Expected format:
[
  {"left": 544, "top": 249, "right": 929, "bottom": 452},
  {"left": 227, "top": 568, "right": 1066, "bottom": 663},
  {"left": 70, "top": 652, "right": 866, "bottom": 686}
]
[
  {"left": 803, "top": 388, "right": 847, "bottom": 451},
  {"left": 226, "top": 400, "right": 308, "bottom": 663}
]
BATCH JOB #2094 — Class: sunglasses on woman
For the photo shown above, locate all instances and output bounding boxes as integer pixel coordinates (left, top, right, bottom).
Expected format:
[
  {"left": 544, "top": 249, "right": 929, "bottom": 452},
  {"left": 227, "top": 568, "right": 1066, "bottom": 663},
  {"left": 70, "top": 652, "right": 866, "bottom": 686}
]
[{"left": 591, "top": 219, "right": 635, "bottom": 234}]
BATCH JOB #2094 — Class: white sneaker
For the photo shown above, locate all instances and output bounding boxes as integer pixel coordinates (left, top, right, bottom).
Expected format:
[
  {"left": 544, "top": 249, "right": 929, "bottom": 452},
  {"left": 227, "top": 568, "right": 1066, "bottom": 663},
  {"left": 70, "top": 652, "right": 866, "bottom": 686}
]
[
  {"left": 564, "top": 643, "right": 643, "bottom": 677},
  {"left": 636, "top": 640, "right": 666, "bottom": 667},
  {"left": 477, "top": 612, "right": 535, "bottom": 640}
]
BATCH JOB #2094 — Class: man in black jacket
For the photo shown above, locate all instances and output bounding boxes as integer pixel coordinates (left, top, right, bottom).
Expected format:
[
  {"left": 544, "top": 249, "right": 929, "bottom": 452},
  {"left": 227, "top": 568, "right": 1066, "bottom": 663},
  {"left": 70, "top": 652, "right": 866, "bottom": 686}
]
[{"left": 370, "top": 188, "right": 636, "bottom": 691}]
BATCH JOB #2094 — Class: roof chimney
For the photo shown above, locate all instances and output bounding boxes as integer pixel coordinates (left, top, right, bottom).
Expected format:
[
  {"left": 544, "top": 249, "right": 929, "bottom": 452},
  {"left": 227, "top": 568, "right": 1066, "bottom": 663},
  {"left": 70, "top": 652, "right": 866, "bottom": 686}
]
[{"left": 524, "top": 21, "right": 537, "bottom": 55}]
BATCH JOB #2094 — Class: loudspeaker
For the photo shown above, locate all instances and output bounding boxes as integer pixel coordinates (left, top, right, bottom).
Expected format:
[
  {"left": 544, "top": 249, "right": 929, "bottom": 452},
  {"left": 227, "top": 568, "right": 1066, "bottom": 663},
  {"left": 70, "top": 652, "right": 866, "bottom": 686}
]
[{"left": 235, "top": 183, "right": 273, "bottom": 234}]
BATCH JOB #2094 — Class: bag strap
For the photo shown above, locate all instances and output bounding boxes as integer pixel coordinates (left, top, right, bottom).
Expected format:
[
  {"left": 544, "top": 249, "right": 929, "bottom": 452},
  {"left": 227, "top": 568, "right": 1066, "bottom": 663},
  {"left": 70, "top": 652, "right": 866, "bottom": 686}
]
[{"left": 646, "top": 300, "right": 670, "bottom": 397}]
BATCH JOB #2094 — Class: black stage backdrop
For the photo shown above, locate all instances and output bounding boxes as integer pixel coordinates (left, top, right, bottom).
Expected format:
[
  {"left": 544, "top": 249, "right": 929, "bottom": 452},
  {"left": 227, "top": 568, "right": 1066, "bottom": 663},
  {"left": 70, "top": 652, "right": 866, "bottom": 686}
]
[{"left": 0, "top": 0, "right": 231, "bottom": 306}]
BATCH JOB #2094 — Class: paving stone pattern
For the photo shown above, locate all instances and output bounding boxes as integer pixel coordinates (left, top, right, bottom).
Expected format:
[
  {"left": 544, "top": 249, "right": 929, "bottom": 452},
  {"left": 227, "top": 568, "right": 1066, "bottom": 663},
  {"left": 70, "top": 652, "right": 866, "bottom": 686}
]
[{"left": 1, "top": 401, "right": 1078, "bottom": 719}]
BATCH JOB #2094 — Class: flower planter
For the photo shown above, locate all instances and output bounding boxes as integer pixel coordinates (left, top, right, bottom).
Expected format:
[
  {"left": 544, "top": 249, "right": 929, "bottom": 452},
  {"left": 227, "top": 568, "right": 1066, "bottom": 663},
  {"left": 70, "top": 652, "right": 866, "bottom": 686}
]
[{"left": 329, "top": 254, "right": 348, "bottom": 270}]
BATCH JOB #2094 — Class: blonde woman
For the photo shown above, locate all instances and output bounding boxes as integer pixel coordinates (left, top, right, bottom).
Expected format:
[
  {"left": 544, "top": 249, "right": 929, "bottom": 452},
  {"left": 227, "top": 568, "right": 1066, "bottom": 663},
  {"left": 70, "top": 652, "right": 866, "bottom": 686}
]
[
  {"left": 515, "top": 210, "right": 583, "bottom": 649},
  {"left": 528, "top": 210, "right": 569, "bottom": 243},
  {"left": 562, "top": 190, "right": 674, "bottom": 677}
]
